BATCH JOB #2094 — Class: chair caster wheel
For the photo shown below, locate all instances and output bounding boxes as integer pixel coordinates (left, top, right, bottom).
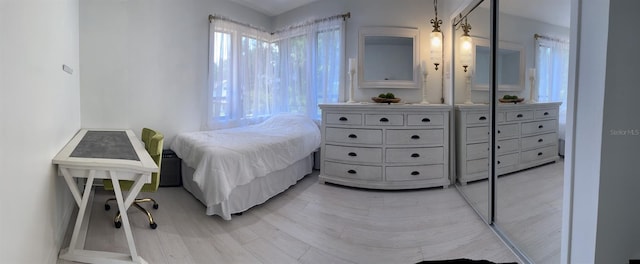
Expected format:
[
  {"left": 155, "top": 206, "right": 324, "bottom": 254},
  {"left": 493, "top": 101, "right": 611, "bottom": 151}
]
[
  {"left": 115, "top": 221, "right": 122, "bottom": 228},
  {"left": 153, "top": 204, "right": 159, "bottom": 210},
  {"left": 105, "top": 204, "right": 111, "bottom": 211},
  {"left": 150, "top": 223, "right": 157, "bottom": 229}
]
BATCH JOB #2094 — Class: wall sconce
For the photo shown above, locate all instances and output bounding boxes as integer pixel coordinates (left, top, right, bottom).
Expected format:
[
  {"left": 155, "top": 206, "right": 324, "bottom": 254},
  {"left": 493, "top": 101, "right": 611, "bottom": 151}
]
[
  {"left": 430, "top": 0, "right": 443, "bottom": 71},
  {"left": 460, "top": 17, "right": 473, "bottom": 72}
]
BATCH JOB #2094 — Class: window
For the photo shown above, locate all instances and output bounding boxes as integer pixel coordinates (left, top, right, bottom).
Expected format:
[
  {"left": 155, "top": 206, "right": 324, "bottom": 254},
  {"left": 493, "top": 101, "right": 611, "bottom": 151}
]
[
  {"left": 208, "top": 17, "right": 344, "bottom": 129},
  {"left": 535, "top": 36, "right": 570, "bottom": 138}
]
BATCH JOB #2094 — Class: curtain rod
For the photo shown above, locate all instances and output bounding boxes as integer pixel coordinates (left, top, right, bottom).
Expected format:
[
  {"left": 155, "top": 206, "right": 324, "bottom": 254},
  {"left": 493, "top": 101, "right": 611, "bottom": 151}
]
[
  {"left": 534, "top": 33, "right": 569, "bottom": 43},
  {"left": 272, "top": 12, "right": 350, "bottom": 35},
  {"left": 208, "top": 14, "right": 270, "bottom": 33},
  {"left": 209, "top": 12, "right": 351, "bottom": 35}
]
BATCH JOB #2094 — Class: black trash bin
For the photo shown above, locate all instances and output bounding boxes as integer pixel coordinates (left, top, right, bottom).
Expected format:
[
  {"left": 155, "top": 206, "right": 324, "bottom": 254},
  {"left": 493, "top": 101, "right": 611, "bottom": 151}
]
[{"left": 160, "top": 149, "right": 182, "bottom": 187}]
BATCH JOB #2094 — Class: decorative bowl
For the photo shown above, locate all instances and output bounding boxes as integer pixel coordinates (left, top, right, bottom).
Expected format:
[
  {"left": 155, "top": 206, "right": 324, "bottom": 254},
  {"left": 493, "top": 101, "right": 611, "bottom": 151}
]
[
  {"left": 371, "top": 97, "right": 401, "bottom": 104},
  {"left": 498, "top": 98, "right": 525, "bottom": 104}
]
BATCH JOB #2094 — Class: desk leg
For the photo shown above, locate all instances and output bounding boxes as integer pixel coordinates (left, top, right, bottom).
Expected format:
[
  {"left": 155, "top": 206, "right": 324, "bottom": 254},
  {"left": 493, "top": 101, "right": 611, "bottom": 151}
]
[
  {"left": 109, "top": 170, "right": 147, "bottom": 263},
  {"left": 59, "top": 168, "right": 149, "bottom": 264},
  {"left": 61, "top": 169, "right": 95, "bottom": 254}
]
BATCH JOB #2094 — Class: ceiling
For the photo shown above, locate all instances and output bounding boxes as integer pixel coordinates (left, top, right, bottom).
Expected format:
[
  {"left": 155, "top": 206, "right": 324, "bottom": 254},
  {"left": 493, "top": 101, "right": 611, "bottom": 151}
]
[
  {"left": 227, "top": 0, "right": 570, "bottom": 28},
  {"left": 227, "top": 0, "right": 320, "bottom": 17},
  {"left": 481, "top": 0, "right": 571, "bottom": 28}
]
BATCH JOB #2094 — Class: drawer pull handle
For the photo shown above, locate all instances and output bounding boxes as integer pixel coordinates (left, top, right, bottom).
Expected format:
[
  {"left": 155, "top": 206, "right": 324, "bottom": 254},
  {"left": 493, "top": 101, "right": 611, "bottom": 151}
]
[
  {"left": 497, "top": 160, "right": 501, "bottom": 165},
  {"left": 379, "top": 117, "right": 389, "bottom": 122},
  {"left": 544, "top": 112, "right": 549, "bottom": 116},
  {"left": 347, "top": 169, "right": 357, "bottom": 174},
  {"left": 411, "top": 171, "right": 420, "bottom": 176},
  {"left": 348, "top": 152, "right": 357, "bottom": 157},
  {"left": 411, "top": 135, "right": 420, "bottom": 140},
  {"left": 497, "top": 145, "right": 501, "bottom": 149},
  {"left": 517, "top": 114, "right": 523, "bottom": 118},
  {"left": 538, "top": 138, "right": 544, "bottom": 143},
  {"left": 411, "top": 153, "right": 420, "bottom": 158},
  {"left": 538, "top": 125, "right": 544, "bottom": 129},
  {"left": 339, "top": 117, "right": 348, "bottom": 121},
  {"left": 538, "top": 152, "right": 543, "bottom": 156},
  {"left": 422, "top": 118, "right": 431, "bottom": 123},
  {"left": 498, "top": 130, "right": 501, "bottom": 134},
  {"left": 348, "top": 134, "right": 358, "bottom": 139},
  {"left": 479, "top": 116, "right": 487, "bottom": 121}
]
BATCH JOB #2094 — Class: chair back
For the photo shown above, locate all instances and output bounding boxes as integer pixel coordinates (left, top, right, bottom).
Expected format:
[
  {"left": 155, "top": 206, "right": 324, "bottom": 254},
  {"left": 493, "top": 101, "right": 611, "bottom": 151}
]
[{"left": 141, "top": 128, "right": 163, "bottom": 192}]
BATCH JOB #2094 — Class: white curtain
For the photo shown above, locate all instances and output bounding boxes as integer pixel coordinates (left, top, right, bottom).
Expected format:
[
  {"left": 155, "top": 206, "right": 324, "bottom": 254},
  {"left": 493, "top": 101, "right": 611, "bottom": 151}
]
[
  {"left": 207, "top": 16, "right": 344, "bottom": 129},
  {"left": 535, "top": 36, "right": 570, "bottom": 139},
  {"left": 208, "top": 19, "right": 273, "bottom": 129},
  {"left": 272, "top": 18, "right": 344, "bottom": 120}
]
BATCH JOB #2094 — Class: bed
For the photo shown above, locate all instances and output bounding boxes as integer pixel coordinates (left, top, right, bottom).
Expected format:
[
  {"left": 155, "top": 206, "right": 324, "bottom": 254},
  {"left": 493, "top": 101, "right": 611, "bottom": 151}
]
[{"left": 170, "top": 114, "right": 321, "bottom": 220}]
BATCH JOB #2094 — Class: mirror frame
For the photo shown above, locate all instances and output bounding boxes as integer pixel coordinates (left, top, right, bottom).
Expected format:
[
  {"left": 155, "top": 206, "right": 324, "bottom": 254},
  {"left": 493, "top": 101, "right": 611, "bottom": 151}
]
[
  {"left": 358, "top": 26, "right": 420, "bottom": 89},
  {"left": 472, "top": 37, "right": 525, "bottom": 91}
]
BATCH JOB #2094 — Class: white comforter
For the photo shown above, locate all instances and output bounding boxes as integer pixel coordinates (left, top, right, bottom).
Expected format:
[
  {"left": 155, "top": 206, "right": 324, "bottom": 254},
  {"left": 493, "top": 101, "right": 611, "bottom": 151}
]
[{"left": 171, "top": 114, "right": 321, "bottom": 207}]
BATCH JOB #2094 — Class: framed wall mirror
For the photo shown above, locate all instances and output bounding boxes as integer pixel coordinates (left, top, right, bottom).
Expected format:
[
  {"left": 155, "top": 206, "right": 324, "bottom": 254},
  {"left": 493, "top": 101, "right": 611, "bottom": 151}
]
[
  {"left": 472, "top": 38, "right": 525, "bottom": 91},
  {"left": 358, "top": 27, "right": 420, "bottom": 89}
]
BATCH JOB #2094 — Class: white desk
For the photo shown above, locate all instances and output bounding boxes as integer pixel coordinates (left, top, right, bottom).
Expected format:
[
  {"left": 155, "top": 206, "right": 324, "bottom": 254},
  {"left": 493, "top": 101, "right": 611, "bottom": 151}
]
[{"left": 53, "top": 129, "right": 158, "bottom": 264}]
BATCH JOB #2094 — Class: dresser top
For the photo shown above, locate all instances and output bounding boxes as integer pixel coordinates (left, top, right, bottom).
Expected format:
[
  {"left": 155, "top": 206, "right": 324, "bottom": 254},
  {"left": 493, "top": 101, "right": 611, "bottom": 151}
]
[
  {"left": 455, "top": 102, "right": 562, "bottom": 111},
  {"left": 319, "top": 103, "right": 452, "bottom": 111}
]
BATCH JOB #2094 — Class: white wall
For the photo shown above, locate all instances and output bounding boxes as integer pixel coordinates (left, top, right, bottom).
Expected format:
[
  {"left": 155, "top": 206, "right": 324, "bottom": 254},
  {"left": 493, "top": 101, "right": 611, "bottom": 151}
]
[
  {"left": 79, "top": 0, "right": 271, "bottom": 145},
  {"left": 0, "top": 0, "right": 81, "bottom": 263},
  {"left": 566, "top": 0, "right": 640, "bottom": 262},
  {"left": 454, "top": 7, "right": 570, "bottom": 104},
  {"left": 274, "top": 0, "right": 463, "bottom": 104}
]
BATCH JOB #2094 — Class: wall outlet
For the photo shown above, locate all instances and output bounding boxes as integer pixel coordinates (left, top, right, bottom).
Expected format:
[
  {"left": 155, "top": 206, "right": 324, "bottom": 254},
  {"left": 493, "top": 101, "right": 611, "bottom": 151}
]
[{"left": 62, "top": 64, "right": 73, "bottom": 75}]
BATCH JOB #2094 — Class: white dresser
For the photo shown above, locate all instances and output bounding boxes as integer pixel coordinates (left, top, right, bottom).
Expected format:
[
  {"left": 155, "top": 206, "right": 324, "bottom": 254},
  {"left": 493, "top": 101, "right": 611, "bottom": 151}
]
[
  {"left": 319, "top": 103, "right": 451, "bottom": 189},
  {"left": 455, "top": 102, "right": 561, "bottom": 184}
]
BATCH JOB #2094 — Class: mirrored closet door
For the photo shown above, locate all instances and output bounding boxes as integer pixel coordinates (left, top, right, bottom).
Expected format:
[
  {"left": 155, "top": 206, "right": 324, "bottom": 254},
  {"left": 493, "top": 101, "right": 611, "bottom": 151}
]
[{"left": 452, "top": 1, "right": 569, "bottom": 263}]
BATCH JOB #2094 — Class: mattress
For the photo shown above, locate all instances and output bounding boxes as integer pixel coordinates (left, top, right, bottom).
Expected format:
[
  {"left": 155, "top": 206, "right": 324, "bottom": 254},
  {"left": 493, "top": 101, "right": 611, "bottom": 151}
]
[{"left": 171, "top": 113, "right": 321, "bottom": 217}]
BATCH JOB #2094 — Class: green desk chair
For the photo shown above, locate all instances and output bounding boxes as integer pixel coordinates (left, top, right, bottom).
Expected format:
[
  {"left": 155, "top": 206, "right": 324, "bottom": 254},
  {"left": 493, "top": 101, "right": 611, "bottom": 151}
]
[{"left": 104, "top": 128, "right": 163, "bottom": 229}]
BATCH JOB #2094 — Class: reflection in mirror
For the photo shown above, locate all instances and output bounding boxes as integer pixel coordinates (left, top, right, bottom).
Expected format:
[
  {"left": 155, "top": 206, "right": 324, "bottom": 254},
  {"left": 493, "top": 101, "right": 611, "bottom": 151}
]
[
  {"left": 491, "top": 1, "right": 570, "bottom": 263},
  {"left": 363, "top": 36, "right": 413, "bottom": 81},
  {"left": 358, "top": 27, "right": 419, "bottom": 89},
  {"left": 453, "top": 0, "right": 491, "bottom": 223},
  {"left": 473, "top": 38, "right": 524, "bottom": 91}
]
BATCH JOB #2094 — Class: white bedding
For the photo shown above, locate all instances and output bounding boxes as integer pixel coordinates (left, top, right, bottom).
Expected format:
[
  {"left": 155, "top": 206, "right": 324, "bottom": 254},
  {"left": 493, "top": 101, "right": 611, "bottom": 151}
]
[{"left": 171, "top": 114, "right": 321, "bottom": 215}]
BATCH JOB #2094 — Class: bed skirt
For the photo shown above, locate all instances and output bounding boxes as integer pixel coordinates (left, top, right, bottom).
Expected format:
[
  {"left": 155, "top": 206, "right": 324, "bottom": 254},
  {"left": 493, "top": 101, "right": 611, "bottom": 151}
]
[{"left": 181, "top": 155, "right": 314, "bottom": 220}]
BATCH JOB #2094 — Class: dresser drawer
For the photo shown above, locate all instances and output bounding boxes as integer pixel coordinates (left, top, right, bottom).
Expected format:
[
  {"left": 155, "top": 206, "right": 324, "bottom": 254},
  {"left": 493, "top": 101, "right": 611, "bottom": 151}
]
[
  {"left": 385, "top": 147, "right": 444, "bottom": 164},
  {"left": 365, "top": 114, "right": 404, "bottom": 126},
  {"left": 466, "top": 143, "right": 489, "bottom": 160},
  {"left": 466, "top": 158, "right": 489, "bottom": 174},
  {"left": 496, "top": 138, "right": 519, "bottom": 153},
  {"left": 522, "top": 119, "right": 557, "bottom": 135},
  {"left": 407, "top": 114, "right": 444, "bottom": 126},
  {"left": 324, "top": 161, "right": 382, "bottom": 181},
  {"left": 325, "top": 145, "right": 382, "bottom": 163},
  {"left": 325, "top": 113, "right": 362, "bottom": 125},
  {"left": 325, "top": 128, "right": 382, "bottom": 145},
  {"left": 386, "top": 129, "right": 444, "bottom": 145},
  {"left": 496, "top": 153, "right": 519, "bottom": 168},
  {"left": 535, "top": 108, "right": 558, "bottom": 119},
  {"left": 386, "top": 164, "right": 444, "bottom": 181},
  {"left": 496, "top": 123, "right": 520, "bottom": 139},
  {"left": 466, "top": 112, "right": 490, "bottom": 125},
  {"left": 521, "top": 145, "right": 557, "bottom": 163},
  {"left": 466, "top": 126, "right": 489, "bottom": 142},
  {"left": 521, "top": 132, "right": 557, "bottom": 150},
  {"left": 466, "top": 139, "right": 519, "bottom": 160},
  {"left": 466, "top": 112, "right": 505, "bottom": 124},
  {"left": 505, "top": 110, "right": 533, "bottom": 122}
]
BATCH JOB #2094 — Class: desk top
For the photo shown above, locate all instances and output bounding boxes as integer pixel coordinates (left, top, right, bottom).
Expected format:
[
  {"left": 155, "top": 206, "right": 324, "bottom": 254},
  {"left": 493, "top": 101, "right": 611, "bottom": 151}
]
[{"left": 53, "top": 129, "right": 158, "bottom": 173}]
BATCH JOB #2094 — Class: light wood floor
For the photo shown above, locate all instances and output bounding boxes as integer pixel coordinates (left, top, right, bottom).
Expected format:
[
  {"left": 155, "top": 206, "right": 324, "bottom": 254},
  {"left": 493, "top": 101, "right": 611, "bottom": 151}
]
[
  {"left": 459, "top": 160, "right": 563, "bottom": 264},
  {"left": 59, "top": 171, "right": 519, "bottom": 264}
]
